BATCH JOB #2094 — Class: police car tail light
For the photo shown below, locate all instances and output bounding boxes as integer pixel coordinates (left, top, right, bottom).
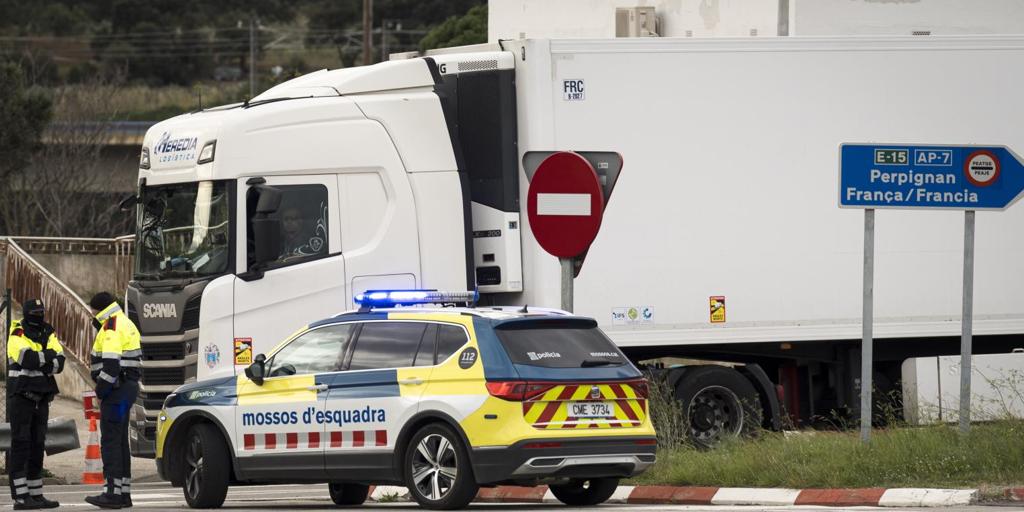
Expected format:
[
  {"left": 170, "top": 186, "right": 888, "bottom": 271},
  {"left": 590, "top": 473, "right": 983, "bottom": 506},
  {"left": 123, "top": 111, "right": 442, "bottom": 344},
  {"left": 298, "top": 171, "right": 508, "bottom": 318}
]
[
  {"left": 627, "top": 378, "right": 650, "bottom": 399},
  {"left": 486, "top": 381, "right": 554, "bottom": 401},
  {"left": 523, "top": 441, "right": 563, "bottom": 449},
  {"left": 353, "top": 289, "right": 479, "bottom": 308}
]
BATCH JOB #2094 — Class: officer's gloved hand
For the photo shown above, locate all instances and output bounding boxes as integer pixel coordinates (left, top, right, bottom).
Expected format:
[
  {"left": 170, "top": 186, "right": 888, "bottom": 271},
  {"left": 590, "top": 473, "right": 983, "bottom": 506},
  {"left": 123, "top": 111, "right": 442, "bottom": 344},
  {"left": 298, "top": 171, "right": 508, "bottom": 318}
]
[
  {"left": 96, "top": 383, "right": 113, "bottom": 400},
  {"left": 43, "top": 349, "right": 57, "bottom": 363}
]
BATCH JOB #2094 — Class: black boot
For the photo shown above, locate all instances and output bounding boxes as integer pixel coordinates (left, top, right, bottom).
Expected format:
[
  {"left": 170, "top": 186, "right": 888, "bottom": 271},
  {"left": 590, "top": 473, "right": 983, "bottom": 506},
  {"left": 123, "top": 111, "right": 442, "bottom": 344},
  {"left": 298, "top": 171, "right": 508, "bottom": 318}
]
[
  {"left": 13, "top": 496, "right": 43, "bottom": 510},
  {"left": 85, "top": 493, "right": 123, "bottom": 509},
  {"left": 121, "top": 494, "right": 133, "bottom": 508},
  {"left": 33, "top": 495, "right": 60, "bottom": 509}
]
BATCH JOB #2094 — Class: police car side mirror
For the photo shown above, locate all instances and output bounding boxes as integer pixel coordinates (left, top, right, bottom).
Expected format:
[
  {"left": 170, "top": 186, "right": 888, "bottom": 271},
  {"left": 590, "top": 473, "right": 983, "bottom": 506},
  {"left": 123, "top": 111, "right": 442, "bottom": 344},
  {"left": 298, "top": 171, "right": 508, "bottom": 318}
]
[{"left": 245, "top": 354, "right": 267, "bottom": 385}]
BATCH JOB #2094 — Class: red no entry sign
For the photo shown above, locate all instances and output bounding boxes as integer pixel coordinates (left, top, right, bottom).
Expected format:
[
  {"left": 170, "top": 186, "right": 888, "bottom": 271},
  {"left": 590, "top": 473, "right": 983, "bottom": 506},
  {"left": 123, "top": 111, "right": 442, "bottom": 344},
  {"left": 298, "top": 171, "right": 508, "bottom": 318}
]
[{"left": 527, "top": 151, "right": 605, "bottom": 258}]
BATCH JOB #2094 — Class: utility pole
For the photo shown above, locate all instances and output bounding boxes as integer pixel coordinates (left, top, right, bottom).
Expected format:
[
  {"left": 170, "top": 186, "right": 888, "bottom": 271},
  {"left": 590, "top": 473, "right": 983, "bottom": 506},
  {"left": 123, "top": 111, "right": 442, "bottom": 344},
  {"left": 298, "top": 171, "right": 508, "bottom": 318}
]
[
  {"left": 362, "top": 0, "right": 373, "bottom": 65},
  {"left": 381, "top": 19, "right": 388, "bottom": 62},
  {"left": 249, "top": 16, "right": 256, "bottom": 98}
]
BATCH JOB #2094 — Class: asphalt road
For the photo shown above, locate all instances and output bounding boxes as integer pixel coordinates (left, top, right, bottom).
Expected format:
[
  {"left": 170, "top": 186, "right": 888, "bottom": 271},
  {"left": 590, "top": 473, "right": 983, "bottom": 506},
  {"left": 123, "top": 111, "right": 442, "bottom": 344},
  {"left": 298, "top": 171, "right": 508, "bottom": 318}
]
[{"left": 0, "top": 483, "right": 1017, "bottom": 511}]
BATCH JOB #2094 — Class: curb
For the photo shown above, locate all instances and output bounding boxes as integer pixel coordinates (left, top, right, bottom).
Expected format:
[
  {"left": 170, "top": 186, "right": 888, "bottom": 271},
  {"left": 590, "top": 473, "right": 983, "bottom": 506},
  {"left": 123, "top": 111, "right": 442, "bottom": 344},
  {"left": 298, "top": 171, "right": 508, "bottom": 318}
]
[{"left": 370, "top": 485, "right": 981, "bottom": 507}]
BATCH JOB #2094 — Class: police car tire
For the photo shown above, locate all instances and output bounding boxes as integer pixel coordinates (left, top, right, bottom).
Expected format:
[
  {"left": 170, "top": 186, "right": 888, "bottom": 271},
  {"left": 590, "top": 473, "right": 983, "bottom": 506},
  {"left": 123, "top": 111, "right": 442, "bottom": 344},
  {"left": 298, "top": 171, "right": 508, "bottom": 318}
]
[
  {"left": 549, "top": 477, "right": 619, "bottom": 506},
  {"left": 403, "top": 424, "right": 479, "bottom": 510},
  {"left": 182, "top": 424, "right": 230, "bottom": 509},
  {"left": 328, "top": 483, "right": 369, "bottom": 506}
]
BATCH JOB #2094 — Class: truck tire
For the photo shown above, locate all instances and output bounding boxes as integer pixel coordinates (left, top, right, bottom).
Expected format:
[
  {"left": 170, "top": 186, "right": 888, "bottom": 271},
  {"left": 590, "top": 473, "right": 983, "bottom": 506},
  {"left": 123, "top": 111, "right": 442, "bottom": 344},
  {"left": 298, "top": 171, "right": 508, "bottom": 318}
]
[
  {"left": 403, "top": 423, "right": 479, "bottom": 510},
  {"left": 675, "top": 366, "right": 761, "bottom": 448},
  {"left": 549, "top": 477, "right": 619, "bottom": 506},
  {"left": 328, "top": 483, "right": 370, "bottom": 505},
  {"left": 181, "top": 423, "right": 230, "bottom": 509}
]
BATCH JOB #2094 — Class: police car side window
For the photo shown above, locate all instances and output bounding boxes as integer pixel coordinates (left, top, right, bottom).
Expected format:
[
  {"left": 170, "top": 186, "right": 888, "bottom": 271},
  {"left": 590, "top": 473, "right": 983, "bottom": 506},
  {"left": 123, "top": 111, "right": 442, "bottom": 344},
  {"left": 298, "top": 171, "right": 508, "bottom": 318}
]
[
  {"left": 435, "top": 325, "right": 468, "bottom": 364},
  {"left": 268, "top": 324, "right": 353, "bottom": 377},
  {"left": 413, "top": 324, "right": 437, "bottom": 367},
  {"left": 348, "top": 322, "right": 427, "bottom": 371}
]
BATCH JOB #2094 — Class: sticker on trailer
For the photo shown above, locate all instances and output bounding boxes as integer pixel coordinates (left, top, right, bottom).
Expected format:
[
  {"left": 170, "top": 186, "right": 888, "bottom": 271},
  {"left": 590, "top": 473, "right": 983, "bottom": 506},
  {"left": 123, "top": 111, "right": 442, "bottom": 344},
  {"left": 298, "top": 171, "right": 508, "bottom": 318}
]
[
  {"left": 710, "top": 296, "right": 726, "bottom": 323},
  {"left": 562, "top": 79, "right": 585, "bottom": 101},
  {"left": 234, "top": 337, "right": 253, "bottom": 365},
  {"left": 612, "top": 306, "right": 654, "bottom": 326}
]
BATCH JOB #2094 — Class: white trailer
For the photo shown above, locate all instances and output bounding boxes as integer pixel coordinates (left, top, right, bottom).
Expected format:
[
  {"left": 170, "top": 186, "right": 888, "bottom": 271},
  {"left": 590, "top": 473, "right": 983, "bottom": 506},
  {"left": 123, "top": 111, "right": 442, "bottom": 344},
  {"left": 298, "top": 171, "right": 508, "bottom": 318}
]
[{"left": 125, "top": 35, "right": 1024, "bottom": 455}]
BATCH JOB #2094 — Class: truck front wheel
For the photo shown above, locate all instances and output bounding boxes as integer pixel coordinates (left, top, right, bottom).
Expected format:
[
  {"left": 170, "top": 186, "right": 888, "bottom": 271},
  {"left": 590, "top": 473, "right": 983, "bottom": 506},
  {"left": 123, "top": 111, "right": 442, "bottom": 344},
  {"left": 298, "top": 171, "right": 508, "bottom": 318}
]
[{"left": 676, "top": 366, "right": 761, "bottom": 448}]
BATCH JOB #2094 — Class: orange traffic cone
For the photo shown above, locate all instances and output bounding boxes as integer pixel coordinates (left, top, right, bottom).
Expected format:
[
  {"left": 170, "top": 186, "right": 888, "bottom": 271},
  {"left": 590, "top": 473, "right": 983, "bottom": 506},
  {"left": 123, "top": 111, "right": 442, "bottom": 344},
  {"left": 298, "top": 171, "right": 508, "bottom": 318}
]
[{"left": 82, "top": 418, "right": 104, "bottom": 485}]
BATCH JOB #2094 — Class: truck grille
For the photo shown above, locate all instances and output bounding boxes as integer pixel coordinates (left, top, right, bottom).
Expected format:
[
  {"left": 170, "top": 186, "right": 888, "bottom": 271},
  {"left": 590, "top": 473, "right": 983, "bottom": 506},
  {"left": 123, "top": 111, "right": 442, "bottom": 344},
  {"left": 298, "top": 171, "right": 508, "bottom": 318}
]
[
  {"left": 142, "top": 342, "right": 184, "bottom": 360},
  {"left": 182, "top": 296, "right": 201, "bottom": 331},
  {"left": 139, "top": 392, "right": 170, "bottom": 412},
  {"left": 143, "top": 367, "right": 185, "bottom": 386}
]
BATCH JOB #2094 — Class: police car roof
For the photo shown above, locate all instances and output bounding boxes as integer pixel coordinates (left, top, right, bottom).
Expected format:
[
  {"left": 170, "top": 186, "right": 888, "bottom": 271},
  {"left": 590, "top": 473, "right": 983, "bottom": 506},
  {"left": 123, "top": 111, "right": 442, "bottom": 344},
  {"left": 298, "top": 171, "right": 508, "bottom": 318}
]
[{"left": 334, "top": 306, "right": 572, "bottom": 320}]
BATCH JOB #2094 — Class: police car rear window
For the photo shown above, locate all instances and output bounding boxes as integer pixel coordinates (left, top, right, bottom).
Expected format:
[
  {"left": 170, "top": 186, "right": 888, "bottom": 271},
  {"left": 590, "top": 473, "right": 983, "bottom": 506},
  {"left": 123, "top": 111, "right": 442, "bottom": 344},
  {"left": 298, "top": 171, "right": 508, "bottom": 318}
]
[{"left": 494, "top": 320, "right": 626, "bottom": 368}]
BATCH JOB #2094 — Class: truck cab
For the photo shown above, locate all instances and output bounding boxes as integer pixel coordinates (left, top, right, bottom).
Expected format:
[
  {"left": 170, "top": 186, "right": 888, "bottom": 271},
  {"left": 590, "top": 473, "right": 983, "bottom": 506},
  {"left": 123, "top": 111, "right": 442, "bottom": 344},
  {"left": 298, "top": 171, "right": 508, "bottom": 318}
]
[{"left": 128, "top": 55, "right": 521, "bottom": 456}]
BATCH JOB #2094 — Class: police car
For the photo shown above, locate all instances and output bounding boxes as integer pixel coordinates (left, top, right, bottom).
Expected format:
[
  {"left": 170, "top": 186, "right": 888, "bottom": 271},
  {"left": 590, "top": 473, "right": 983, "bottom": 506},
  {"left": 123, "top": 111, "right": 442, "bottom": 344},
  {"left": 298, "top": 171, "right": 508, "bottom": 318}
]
[{"left": 156, "top": 291, "right": 656, "bottom": 509}]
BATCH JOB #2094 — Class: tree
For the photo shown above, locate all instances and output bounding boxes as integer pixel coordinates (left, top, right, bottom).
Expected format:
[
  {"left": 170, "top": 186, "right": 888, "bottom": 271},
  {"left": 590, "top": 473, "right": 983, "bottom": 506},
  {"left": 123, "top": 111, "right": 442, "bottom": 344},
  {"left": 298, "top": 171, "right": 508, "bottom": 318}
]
[
  {"left": 0, "top": 71, "right": 133, "bottom": 237},
  {"left": 0, "top": 62, "right": 52, "bottom": 183},
  {"left": 419, "top": 5, "right": 487, "bottom": 52}
]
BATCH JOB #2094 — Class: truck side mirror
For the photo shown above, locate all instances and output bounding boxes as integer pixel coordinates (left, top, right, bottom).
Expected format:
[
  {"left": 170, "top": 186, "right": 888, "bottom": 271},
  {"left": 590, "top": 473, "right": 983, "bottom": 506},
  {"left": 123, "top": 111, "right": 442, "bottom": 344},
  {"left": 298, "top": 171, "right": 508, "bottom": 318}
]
[
  {"left": 240, "top": 184, "right": 283, "bottom": 281},
  {"left": 118, "top": 194, "right": 138, "bottom": 212},
  {"left": 244, "top": 354, "right": 267, "bottom": 385}
]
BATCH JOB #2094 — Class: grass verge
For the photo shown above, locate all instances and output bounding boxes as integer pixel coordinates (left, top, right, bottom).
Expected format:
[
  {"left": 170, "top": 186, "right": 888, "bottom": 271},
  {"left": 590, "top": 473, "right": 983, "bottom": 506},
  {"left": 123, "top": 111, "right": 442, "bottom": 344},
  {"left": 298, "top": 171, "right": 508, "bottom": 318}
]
[{"left": 630, "top": 420, "right": 1024, "bottom": 489}]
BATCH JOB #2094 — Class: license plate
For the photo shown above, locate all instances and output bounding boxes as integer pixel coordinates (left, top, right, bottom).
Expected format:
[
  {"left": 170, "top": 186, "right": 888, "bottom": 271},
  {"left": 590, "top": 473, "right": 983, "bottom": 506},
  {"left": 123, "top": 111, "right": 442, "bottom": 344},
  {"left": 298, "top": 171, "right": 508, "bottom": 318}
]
[{"left": 568, "top": 401, "right": 615, "bottom": 418}]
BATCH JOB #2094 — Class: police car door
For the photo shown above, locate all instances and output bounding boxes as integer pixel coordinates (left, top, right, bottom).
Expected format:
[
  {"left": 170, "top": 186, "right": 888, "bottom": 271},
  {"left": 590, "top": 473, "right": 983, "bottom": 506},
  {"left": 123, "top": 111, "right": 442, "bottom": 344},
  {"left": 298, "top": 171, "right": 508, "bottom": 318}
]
[
  {"left": 234, "top": 323, "right": 355, "bottom": 480},
  {"left": 324, "top": 320, "right": 435, "bottom": 480}
]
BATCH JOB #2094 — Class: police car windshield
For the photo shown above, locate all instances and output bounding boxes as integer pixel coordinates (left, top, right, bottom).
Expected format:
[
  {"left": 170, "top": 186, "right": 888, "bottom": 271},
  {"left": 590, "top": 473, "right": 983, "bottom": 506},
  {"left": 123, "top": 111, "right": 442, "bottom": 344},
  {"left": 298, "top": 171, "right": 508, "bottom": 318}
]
[
  {"left": 494, "top": 319, "right": 627, "bottom": 368},
  {"left": 135, "top": 181, "right": 231, "bottom": 280}
]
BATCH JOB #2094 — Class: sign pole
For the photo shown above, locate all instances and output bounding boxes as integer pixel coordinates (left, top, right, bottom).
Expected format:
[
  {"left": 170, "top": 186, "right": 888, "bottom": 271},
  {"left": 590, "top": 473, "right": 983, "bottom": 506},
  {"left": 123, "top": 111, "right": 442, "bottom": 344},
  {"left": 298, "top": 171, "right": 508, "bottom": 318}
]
[
  {"left": 560, "top": 258, "right": 574, "bottom": 313},
  {"left": 860, "top": 209, "right": 875, "bottom": 443},
  {"left": 959, "top": 210, "right": 975, "bottom": 434}
]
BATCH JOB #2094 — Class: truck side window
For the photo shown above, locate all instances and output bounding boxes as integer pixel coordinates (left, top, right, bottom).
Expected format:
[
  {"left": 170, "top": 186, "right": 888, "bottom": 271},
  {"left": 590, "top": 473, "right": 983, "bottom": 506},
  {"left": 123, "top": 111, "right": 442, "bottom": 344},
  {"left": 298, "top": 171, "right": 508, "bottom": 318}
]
[
  {"left": 248, "top": 183, "right": 330, "bottom": 269},
  {"left": 348, "top": 322, "right": 427, "bottom": 370},
  {"left": 436, "top": 325, "right": 469, "bottom": 364},
  {"left": 268, "top": 324, "right": 354, "bottom": 377}
]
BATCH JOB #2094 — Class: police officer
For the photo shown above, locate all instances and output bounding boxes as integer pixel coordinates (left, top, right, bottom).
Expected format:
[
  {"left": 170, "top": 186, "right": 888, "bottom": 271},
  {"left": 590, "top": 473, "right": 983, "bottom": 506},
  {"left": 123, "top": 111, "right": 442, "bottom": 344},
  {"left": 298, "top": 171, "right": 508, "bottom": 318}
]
[
  {"left": 84, "top": 292, "right": 141, "bottom": 510},
  {"left": 6, "top": 299, "right": 64, "bottom": 510}
]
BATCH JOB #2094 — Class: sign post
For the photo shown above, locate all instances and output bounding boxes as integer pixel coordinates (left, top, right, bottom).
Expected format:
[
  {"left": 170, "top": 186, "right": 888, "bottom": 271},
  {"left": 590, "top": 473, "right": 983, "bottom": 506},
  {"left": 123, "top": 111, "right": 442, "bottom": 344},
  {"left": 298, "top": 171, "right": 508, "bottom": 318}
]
[
  {"left": 840, "top": 144, "right": 1024, "bottom": 439},
  {"left": 960, "top": 210, "right": 975, "bottom": 434},
  {"left": 526, "top": 151, "right": 611, "bottom": 313},
  {"left": 860, "top": 209, "right": 874, "bottom": 443}
]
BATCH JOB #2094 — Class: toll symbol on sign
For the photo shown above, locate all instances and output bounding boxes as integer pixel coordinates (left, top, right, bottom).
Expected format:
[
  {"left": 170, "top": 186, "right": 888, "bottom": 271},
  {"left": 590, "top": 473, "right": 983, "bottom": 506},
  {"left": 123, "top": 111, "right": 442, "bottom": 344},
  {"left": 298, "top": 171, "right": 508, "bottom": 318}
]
[{"left": 964, "top": 150, "right": 1000, "bottom": 187}]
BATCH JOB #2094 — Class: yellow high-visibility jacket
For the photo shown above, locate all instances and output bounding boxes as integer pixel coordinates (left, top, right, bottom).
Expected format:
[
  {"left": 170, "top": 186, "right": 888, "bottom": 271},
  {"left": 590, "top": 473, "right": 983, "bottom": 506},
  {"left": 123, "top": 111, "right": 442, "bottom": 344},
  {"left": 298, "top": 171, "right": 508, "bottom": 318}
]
[
  {"left": 90, "top": 302, "right": 142, "bottom": 397},
  {"left": 7, "top": 319, "right": 64, "bottom": 398}
]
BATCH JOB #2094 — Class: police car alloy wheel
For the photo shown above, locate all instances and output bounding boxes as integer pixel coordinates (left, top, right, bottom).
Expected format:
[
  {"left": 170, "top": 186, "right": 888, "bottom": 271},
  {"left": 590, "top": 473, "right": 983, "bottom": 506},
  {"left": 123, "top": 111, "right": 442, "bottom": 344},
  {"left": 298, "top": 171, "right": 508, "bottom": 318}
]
[
  {"left": 328, "top": 483, "right": 369, "bottom": 506},
  {"left": 549, "top": 477, "right": 620, "bottom": 506},
  {"left": 182, "top": 424, "right": 230, "bottom": 509},
  {"left": 404, "top": 424, "right": 478, "bottom": 510}
]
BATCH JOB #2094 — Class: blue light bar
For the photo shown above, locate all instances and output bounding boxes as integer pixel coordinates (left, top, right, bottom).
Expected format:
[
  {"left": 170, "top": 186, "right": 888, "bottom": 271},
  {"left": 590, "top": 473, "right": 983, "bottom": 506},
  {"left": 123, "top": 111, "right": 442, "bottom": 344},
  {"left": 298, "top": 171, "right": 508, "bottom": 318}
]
[{"left": 354, "top": 289, "right": 479, "bottom": 308}]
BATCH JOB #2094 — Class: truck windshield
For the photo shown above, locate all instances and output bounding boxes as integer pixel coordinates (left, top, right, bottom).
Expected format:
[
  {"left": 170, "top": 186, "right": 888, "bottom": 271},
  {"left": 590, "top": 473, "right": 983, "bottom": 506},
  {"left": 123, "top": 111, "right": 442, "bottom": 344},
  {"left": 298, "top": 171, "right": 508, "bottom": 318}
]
[
  {"left": 494, "top": 320, "right": 627, "bottom": 368},
  {"left": 135, "top": 181, "right": 231, "bottom": 280}
]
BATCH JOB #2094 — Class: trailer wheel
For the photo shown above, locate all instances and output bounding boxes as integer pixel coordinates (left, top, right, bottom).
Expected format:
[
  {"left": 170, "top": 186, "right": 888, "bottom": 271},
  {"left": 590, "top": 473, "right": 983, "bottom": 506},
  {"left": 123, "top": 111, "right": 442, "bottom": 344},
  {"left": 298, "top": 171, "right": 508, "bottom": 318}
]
[{"left": 675, "top": 366, "right": 761, "bottom": 448}]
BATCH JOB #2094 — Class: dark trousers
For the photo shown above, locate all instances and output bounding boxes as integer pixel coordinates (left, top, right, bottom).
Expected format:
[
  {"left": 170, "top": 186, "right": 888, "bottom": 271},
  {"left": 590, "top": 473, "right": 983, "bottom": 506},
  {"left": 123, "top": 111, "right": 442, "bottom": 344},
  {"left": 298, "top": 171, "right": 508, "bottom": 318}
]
[
  {"left": 100, "top": 380, "right": 138, "bottom": 495},
  {"left": 7, "top": 394, "right": 49, "bottom": 499}
]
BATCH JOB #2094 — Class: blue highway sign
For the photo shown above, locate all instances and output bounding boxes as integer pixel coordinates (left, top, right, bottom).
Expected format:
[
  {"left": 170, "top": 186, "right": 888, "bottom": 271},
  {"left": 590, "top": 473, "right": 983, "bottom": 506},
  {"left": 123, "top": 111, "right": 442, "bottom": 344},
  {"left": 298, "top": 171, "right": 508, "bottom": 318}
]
[{"left": 839, "top": 144, "right": 1024, "bottom": 210}]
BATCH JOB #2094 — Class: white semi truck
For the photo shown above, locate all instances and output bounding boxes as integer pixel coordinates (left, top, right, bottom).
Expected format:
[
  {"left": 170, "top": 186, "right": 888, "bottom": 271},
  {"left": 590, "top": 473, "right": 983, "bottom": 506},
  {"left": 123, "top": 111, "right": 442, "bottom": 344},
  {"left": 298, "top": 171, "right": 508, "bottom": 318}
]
[{"left": 125, "top": 35, "right": 1024, "bottom": 456}]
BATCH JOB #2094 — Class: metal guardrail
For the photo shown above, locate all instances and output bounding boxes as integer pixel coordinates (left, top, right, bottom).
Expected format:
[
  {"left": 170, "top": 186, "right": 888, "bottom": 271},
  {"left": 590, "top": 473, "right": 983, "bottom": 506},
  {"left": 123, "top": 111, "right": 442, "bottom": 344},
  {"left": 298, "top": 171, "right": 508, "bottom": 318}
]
[{"left": 1, "top": 239, "right": 100, "bottom": 373}]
